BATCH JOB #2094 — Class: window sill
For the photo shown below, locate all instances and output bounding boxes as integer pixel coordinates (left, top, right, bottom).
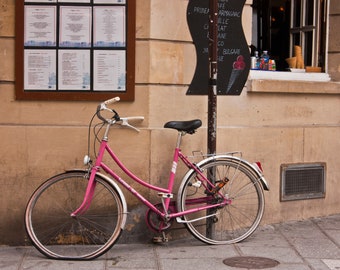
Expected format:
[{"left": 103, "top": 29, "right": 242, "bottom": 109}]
[
  {"left": 248, "top": 70, "right": 340, "bottom": 95},
  {"left": 249, "top": 70, "right": 331, "bottom": 82}
]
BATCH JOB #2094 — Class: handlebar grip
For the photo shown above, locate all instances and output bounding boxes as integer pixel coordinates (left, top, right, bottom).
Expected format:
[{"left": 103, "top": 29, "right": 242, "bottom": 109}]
[
  {"left": 104, "top": 97, "right": 120, "bottom": 105},
  {"left": 126, "top": 116, "right": 144, "bottom": 121}
]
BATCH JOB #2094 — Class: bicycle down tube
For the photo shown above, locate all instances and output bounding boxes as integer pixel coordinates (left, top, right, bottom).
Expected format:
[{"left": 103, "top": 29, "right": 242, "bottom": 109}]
[{"left": 71, "top": 137, "right": 229, "bottom": 220}]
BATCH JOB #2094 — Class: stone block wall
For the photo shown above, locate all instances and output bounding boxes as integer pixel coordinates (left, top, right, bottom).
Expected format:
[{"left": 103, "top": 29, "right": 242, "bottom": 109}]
[
  {"left": 0, "top": 0, "right": 339, "bottom": 245},
  {"left": 328, "top": 0, "right": 340, "bottom": 80}
]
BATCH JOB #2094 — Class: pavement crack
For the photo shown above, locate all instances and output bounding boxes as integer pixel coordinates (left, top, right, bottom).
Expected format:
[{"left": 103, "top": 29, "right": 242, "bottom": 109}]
[
  {"left": 153, "top": 246, "right": 162, "bottom": 270},
  {"left": 276, "top": 224, "right": 314, "bottom": 270},
  {"left": 312, "top": 218, "right": 340, "bottom": 249}
]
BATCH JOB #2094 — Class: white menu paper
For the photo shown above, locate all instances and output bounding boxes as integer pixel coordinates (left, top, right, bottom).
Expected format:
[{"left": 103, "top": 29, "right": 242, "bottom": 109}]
[
  {"left": 24, "top": 6, "right": 56, "bottom": 46},
  {"left": 94, "top": 50, "right": 126, "bottom": 91},
  {"left": 93, "top": 6, "right": 126, "bottom": 47},
  {"left": 24, "top": 50, "right": 56, "bottom": 90},
  {"left": 58, "top": 50, "right": 91, "bottom": 90},
  {"left": 59, "top": 6, "right": 92, "bottom": 47}
]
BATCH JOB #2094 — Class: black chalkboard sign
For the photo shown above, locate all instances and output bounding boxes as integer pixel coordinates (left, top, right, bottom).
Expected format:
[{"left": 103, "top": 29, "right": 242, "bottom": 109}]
[{"left": 186, "top": 0, "right": 250, "bottom": 95}]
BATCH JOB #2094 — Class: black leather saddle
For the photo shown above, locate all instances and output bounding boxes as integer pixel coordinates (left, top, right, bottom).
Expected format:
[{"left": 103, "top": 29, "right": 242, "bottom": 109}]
[{"left": 164, "top": 119, "right": 202, "bottom": 134}]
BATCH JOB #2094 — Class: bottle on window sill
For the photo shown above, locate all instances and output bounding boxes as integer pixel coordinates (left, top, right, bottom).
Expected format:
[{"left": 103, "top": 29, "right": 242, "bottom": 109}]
[
  {"left": 268, "top": 59, "right": 276, "bottom": 71},
  {"left": 251, "top": 51, "right": 260, "bottom": 70},
  {"left": 260, "top": 51, "right": 270, "bottom": 70}
]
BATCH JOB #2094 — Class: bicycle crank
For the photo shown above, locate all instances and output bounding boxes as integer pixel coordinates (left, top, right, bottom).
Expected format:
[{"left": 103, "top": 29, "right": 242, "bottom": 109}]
[
  {"left": 152, "top": 232, "right": 169, "bottom": 243},
  {"left": 145, "top": 203, "right": 175, "bottom": 233}
]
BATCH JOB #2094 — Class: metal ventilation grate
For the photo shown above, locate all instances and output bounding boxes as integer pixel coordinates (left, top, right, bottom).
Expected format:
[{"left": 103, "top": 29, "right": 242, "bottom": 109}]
[{"left": 281, "top": 163, "right": 326, "bottom": 201}]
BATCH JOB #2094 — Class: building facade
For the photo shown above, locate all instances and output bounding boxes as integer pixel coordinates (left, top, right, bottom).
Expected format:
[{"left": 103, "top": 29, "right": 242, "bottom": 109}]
[{"left": 0, "top": 0, "right": 339, "bottom": 245}]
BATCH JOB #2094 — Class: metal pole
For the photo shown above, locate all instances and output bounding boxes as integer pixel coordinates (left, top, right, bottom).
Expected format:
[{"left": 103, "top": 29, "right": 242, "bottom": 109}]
[
  {"left": 207, "top": 0, "right": 218, "bottom": 239},
  {"left": 208, "top": 0, "right": 218, "bottom": 156}
]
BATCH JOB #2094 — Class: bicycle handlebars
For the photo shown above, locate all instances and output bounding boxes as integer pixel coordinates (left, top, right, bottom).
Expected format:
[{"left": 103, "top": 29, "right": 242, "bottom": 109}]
[
  {"left": 96, "top": 97, "right": 144, "bottom": 132},
  {"left": 104, "top": 96, "right": 120, "bottom": 105},
  {"left": 119, "top": 116, "right": 144, "bottom": 132}
]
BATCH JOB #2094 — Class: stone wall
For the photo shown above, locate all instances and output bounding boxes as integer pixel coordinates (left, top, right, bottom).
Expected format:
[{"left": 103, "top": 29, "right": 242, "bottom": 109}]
[
  {"left": 0, "top": 0, "right": 339, "bottom": 245},
  {"left": 328, "top": 0, "right": 340, "bottom": 80}
]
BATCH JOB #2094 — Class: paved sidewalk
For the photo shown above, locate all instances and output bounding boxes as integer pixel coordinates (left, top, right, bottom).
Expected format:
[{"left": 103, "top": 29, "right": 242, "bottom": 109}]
[{"left": 1, "top": 214, "right": 339, "bottom": 270}]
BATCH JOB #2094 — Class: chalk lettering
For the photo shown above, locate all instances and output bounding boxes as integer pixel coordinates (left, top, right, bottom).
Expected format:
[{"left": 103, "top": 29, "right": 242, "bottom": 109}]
[
  {"left": 218, "top": 17, "right": 230, "bottom": 25},
  {"left": 218, "top": 25, "right": 227, "bottom": 31},
  {"left": 218, "top": 3, "right": 225, "bottom": 9},
  {"left": 219, "top": 10, "right": 241, "bottom": 17},
  {"left": 223, "top": 48, "right": 241, "bottom": 55},
  {"left": 193, "top": 7, "right": 209, "bottom": 14},
  {"left": 218, "top": 32, "right": 227, "bottom": 39}
]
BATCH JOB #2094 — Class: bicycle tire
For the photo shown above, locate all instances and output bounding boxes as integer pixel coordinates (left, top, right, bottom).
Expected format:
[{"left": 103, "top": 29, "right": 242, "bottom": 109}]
[
  {"left": 25, "top": 171, "right": 124, "bottom": 260},
  {"left": 177, "top": 157, "right": 265, "bottom": 245}
]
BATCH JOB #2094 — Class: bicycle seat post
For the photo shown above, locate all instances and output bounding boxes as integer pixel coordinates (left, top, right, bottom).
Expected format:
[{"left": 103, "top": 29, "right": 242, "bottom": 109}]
[{"left": 176, "top": 131, "right": 186, "bottom": 149}]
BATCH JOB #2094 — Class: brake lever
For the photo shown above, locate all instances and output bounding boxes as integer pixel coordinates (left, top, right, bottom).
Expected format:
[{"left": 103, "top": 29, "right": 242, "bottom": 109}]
[{"left": 120, "top": 118, "right": 140, "bottom": 132}]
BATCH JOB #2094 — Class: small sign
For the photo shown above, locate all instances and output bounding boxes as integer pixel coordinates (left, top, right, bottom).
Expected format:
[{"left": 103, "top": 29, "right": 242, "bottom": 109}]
[{"left": 186, "top": 0, "right": 250, "bottom": 95}]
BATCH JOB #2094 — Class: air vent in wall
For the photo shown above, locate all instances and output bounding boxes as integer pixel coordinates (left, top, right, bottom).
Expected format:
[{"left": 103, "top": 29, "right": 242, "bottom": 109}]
[{"left": 280, "top": 163, "right": 326, "bottom": 201}]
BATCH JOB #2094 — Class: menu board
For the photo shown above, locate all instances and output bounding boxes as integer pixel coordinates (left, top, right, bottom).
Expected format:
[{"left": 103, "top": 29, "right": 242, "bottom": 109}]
[
  {"left": 19, "top": 0, "right": 132, "bottom": 98},
  {"left": 186, "top": 0, "right": 250, "bottom": 95}
]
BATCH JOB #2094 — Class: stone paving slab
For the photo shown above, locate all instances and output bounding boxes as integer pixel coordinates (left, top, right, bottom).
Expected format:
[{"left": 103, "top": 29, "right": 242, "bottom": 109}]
[
  {"left": 322, "top": 259, "right": 340, "bottom": 270},
  {"left": 0, "top": 214, "right": 339, "bottom": 270}
]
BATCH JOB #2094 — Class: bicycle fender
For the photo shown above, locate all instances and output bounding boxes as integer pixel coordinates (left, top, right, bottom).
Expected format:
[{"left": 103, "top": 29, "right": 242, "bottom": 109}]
[
  {"left": 249, "top": 162, "right": 270, "bottom": 191},
  {"left": 184, "top": 155, "right": 269, "bottom": 191},
  {"left": 65, "top": 169, "right": 128, "bottom": 230},
  {"left": 207, "top": 155, "right": 269, "bottom": 191}
]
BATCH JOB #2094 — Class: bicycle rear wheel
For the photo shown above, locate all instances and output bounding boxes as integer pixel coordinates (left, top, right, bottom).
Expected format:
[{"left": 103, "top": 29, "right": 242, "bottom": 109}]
[
  {"left": 25, "top": 171, "right": 124, "bottom": 260},
  {"left": 177, "top": 158, "right": 265, "bottom": 245}
]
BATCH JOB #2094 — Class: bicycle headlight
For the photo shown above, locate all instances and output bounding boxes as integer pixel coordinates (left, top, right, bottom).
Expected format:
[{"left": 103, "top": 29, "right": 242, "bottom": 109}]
[{"left": 83, "top": 155, "right": 91, "bottom": 165}]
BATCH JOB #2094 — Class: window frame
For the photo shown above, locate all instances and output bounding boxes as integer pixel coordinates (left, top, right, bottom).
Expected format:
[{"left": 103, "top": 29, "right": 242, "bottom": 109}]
[
  {"left": 252, "top": 0, "right": 328, "bottom": 74},
  {"left": 15, "top": 0, "right": 136, "bottom": 102},
  {"left": 290, "top": 0, "right": 318, "bottom": 67}
]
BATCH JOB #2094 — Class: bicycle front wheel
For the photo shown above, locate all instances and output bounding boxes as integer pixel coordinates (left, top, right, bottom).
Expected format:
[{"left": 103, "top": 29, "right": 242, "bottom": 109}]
[
  {"left": 177, "top": 158, "right": 265, "bottom": 245},
  {"left": 25, "top": 171, "right": 124, "bottom": 260}
]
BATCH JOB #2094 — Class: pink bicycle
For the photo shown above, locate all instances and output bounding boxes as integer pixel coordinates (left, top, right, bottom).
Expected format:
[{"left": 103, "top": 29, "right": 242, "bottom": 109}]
[{"left": 25, "top": 97, "right": 269, "bottom": 260}]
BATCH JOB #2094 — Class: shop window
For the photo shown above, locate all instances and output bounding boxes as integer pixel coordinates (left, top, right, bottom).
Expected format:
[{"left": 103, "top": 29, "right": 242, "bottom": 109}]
[
  {"left": 15, "top": 0, "right": 136, "bottom": 101},
  {"left": 251, "top": 0, "right": 328, "bottom": 72}
]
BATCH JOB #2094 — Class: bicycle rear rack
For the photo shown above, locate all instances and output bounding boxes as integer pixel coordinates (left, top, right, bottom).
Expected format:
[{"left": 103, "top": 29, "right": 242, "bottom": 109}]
[{"left": 189, "top": 151, "right": 243, "bottom": 162}]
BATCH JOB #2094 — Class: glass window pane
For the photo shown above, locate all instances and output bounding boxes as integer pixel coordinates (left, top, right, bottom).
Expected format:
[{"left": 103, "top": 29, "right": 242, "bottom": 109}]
[
  {"left": 293, "top": 0, "right": 301, "bottom": 27},
  {"left": 305, "top": 0, "right": 315, "bottom": 26},
  {"left": 252, "top": 0, "right": 326, "bottom": 71},
  {"left": 304, "top": 31, "right": 313, "bottom": 65},
  {"left": 292, "top": 33, "right": 301, "bottom": 46}
]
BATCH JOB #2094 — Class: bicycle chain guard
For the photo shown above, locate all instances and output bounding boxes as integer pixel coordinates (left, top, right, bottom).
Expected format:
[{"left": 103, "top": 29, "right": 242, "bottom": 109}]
[{"left": 145, "top": 202, "right": 176, "bottom": 233}]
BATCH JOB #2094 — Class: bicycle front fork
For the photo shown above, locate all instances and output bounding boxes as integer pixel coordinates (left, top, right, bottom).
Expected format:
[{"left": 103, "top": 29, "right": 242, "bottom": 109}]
[{"left": 70, "top": 169, "right": 98, "bottom": 217}]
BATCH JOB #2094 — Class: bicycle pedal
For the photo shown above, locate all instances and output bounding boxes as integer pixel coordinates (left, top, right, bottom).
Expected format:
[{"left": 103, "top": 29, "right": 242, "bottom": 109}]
[
  {"left": 152, "top": 236, "right": 163, "bottom": 243},
  {"left": 162, "top": 236, "right": 169, "bottom": 243},
  {"left": 152, "top": 235, "right": 168, "bottom": 243}
]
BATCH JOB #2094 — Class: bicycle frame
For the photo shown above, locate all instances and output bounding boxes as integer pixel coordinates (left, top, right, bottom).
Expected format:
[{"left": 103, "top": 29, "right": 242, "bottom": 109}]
[
  {"left": 71, "top": 124, "right": 229, "bottom": 221},
  {"left": 25, "top": 98, "right": 269, "bottom": 260}
]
